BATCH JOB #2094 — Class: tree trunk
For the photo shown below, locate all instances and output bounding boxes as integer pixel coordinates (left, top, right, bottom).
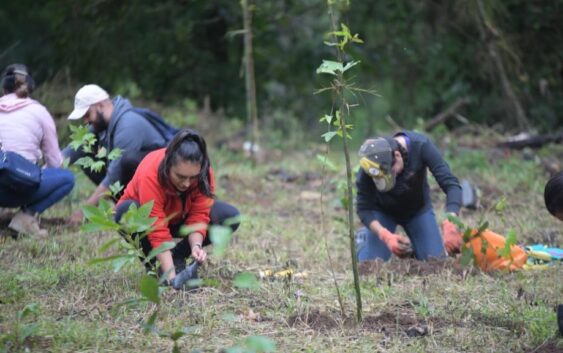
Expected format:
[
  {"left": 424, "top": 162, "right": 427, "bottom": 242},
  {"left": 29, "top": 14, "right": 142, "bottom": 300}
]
[{"left": 474, "top": 0, "right": 528, "bottom": 130}]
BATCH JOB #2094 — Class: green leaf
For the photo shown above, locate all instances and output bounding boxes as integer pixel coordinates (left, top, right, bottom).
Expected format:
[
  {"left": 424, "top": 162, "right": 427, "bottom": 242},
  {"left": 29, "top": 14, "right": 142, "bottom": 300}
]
[
  {"left": 108, "top": 147, "right": 123, "bottom": 161},
  {"left": 88, "top": 254, "right": 129, "bottom": 266},
  {"left": 145, "top": 242, "right": 176, "bottom": 262},
  {"left": 319, "top": 114, "right": 334, "bottom": 124},
  {"left": 179, "top": 223, "right": 208, "bottom": 237},
  {"left": 96, "top": 147, "right": 108, "bottom": 159},
  {"left": 316, "top": 154, "right": 337, "bottom": 171},
  {"left": 109, "top": 181, "right": 124, "bottom": 197},
  {"left": 210, "top": 225, "right": 232, "bottom": 258},
  {"left": 460, "top": 246, "right": 475, "bottom": 267},
  {"left": 494, "top": 197, "right": 507, "bottom": 213},
  {"left": 342, "top": 60, "right": 360, "bottom": 73},
  {"left": 98, "top": 238, "right": 122, "bottom": 254},
  {"left": 321, "top": 131, "right": 338, "bottom": 142},
  {"left": 19, "top": 303, "right": 40, "bottom": 320},
  {"left": 316, "top": 60, "right": 343, "bottom": 75},
  {"left": 142, "top": 312, "right": 158, "bottom": 334},
  {"left": 90, "top": 160, "right": 106, "bottom": 172},
  {"left": 139, "top": 275, "right": 160, "bottom": 304},
  {"left": 245, "top": 336, "right": 277, "bottom": 353},
  {"left": 233, "top": 272, "right": 260, "bottom": 290},
  {"left": 112, "top": 255, "right": 136, "bottom": 272},
  {"left": 498, "top": 229, "right": 517, "bottom": 259}
]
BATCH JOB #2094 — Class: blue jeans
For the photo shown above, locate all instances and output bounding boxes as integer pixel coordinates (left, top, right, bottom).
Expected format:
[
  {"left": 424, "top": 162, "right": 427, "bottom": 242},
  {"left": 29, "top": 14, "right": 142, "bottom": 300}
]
[
  {"left": 356, "top": 208, "right": 445, "bottom": 261},
  {"left": 0, "top": 168, "right": 75, "bottom": 214}
]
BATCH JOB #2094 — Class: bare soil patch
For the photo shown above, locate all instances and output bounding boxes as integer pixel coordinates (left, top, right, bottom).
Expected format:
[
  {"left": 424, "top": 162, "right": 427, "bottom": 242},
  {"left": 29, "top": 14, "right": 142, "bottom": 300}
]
[{"left": 358, "top": 257, "right": 474, "bottom": 277}]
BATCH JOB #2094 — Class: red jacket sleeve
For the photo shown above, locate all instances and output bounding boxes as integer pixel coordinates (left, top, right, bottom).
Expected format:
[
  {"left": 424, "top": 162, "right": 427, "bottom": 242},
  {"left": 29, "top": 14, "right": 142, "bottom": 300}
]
[{"left": 136, "top": 174, "right": 176, "bottom": 250}]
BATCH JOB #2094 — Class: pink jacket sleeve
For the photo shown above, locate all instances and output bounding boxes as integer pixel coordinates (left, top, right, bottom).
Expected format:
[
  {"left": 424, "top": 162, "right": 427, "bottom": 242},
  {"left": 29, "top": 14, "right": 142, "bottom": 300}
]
[{"left": 34, "top": 104, "right": 63, "bottom": 167}]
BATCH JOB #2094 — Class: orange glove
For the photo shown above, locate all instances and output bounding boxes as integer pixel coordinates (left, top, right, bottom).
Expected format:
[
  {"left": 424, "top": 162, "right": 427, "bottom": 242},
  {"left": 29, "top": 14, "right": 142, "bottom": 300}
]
[
  {"left": 442, "top": 220, "right": 463, "bottom": 255},
  {"left": 378, "top": 228, "right": 412, "bottom": 257}
]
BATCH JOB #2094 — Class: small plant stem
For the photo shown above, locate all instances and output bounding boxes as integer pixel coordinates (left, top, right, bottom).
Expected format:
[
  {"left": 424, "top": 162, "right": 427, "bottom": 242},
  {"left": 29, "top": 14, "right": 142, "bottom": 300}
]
[{"left": 327, "top": 1, "right": 362, "bottom": 323}]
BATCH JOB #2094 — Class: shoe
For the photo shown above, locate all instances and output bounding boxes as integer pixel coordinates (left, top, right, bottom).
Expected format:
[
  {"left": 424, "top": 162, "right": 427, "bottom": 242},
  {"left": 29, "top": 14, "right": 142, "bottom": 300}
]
[{"left": 8, "top": 212, "right": 48, "bottom": 237}]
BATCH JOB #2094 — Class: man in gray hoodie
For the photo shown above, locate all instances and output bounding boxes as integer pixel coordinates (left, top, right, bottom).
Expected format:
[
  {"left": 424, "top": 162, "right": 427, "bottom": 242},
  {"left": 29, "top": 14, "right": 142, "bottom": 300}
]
[{"left": 63, "top": 84, "right": 169, "bottom": 224}]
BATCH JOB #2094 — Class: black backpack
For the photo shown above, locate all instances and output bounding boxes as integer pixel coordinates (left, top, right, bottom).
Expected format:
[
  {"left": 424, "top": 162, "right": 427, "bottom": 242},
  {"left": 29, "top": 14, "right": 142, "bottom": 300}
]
[{"left": 128, "top": 107, "right": 179, "bottom": 143}]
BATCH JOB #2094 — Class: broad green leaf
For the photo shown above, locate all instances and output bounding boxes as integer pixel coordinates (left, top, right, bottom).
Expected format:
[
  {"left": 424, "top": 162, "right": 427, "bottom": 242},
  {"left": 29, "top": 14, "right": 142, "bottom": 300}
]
[
  {"left": 494, "top": 197, "right": 507, "bottom": 213},
  {"left": 109, "top": 181, "right": 124, "bottom": 196},
  {"left": 19, "top": 323, "right": 39, "bottom": 342},
  {"left": 88, "top": 254, "right": 128, "bottom": 266},
  {"left": 145, "top": 242, "right": 176, "bottom": 262},
  {"left": 142, "top": 312, "right": 158, "bottom": 334},
  {"left": 96, "top": 147, "right": 108, "bottom": 159},
  {"left": 342, "top": 60, "right": 360, "bottom": 73},
  {"left": 108, "top": 147, "right": 123, "bottom": 161},
  {"left": 90, "top": 160, "right": 106, "bottom": 172},
  {"left": 19, "top": 303, "right": 39, "bottom": 319},
  {"left": 233, "top": 272, "right": 260, "bottom": 290},
  {"left": 319, "top": 114, "right": 334, "bottom": 124},
  {"left": 460, "top": 247, "right": 475, "bottom": 267},
  {"left": 498, "top": 229, "right": 517, "bottom": 259},
  {"left": 316, "top": 60, "right": 343, "bottom": 75},
  {"left": 113, "top": 255, "right": 136, "bottom": 272},
  {"left": 322, "top": 131, "right": 338, "bottom": 142},
  {"left": 139, "top": 275, "right": 160, "bottom": 304},
  {"left": 316, "top": 154, "right": 337, "bottom": 171},
  {"left": 80, "top": 219, "right": 120, "bottom": 233},
  {"left": 74, "top": 156, "right": 95, "bottom": 168},
  {"left": 179, "top": 223, "right": 208, "bottom": 237},
  {"left": 245, "top": 336, "right": 277, "bottom": 353},
  {"left": 210, "top": 225, "right": 232, "bottom": 258},
  {"left": 98, "top": 238, "right": 122, "bottom": 255}
]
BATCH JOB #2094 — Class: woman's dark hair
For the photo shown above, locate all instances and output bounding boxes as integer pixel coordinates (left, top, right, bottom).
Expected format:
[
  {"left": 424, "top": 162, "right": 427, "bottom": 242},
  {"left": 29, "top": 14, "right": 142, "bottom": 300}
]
[
  {"left": 158, "top": 128, "right": 213, "bottom": 197},
  {"left": 545, "top": 171, "right": 563, "bottom": 217},
  {"left": 1, "top": 64, "right": 35, "bottom": 98}
]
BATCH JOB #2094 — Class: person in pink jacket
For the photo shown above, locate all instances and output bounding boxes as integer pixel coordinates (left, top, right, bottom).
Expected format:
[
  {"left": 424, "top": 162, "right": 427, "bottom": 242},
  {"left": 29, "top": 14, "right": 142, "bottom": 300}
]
[{"left": 0, "top": 64, "right": 75, "bottom": 237}]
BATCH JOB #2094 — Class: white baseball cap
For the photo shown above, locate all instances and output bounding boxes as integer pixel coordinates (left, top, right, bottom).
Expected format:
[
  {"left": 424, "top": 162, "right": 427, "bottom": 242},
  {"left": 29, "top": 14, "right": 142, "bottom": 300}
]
[{"left": 68, "top": 84, "right": 109, "bottom": 120}]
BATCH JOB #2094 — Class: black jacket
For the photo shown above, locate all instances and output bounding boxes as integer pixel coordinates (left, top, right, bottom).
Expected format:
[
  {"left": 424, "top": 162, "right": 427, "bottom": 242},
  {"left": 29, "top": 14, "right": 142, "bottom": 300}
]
[{"left": 356, "top": 131, "right": 461, "bottom": 225}]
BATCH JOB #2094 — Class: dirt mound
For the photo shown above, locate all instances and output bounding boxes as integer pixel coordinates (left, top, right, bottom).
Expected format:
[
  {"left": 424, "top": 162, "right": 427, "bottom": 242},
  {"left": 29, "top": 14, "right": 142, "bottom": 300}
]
[
  {"left": 360, "top": 311, "right": 429, "bottom": 337},
  {"left": 527, "top": 341, "right": 563, "bottom": 353},
  {"left": 358, "top": 257, "right": 472, "bottom": 277},
  {"left": 287, "top": 309, "right": 339, "bottom": 331}
]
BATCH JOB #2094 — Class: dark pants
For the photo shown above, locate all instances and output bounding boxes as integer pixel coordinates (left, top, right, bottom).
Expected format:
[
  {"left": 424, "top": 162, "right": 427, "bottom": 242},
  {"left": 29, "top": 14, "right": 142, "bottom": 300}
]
[
  {"left": 114, "top": 199, "right": 240, "bottom": 269},
  {"left": 0, "top": 168, "right": 75, "bottom": 214}
]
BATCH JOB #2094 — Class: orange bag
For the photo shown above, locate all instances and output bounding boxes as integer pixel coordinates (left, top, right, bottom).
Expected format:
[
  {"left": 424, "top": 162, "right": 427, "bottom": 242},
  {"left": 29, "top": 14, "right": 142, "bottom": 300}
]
[{"left": 467, "top": 229, "right": 527, "bottom": 271}]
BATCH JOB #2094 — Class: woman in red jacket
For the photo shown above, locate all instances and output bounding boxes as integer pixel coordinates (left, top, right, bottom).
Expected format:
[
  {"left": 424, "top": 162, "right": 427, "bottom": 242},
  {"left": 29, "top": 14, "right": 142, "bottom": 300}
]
[{"left": 114, "top": 129, "right": 238, "bottom": 288}]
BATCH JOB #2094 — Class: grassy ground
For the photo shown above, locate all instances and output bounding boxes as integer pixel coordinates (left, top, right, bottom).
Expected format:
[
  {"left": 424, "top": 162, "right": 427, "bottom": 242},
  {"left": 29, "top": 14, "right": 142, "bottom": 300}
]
[{"left": 1, "top": 114, "right": 562, "bottom": 353}]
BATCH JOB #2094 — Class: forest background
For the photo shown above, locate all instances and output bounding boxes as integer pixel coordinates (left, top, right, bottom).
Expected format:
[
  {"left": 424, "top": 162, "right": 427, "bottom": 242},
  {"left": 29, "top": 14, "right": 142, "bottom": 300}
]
[{"left": 1, "top": 0, "right": 562, "bottom": 137}]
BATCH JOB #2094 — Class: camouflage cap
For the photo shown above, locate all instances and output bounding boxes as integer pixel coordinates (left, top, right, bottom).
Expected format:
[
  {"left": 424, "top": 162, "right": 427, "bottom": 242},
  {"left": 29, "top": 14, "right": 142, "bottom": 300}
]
[{"left": 358, "top": 137, "right": 394, "bottom": 173}]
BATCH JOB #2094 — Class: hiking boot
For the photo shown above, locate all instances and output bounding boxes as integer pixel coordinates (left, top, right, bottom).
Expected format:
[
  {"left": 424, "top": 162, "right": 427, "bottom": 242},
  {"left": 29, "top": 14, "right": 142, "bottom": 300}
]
[{"left": 8, "top": 212, "right": 48, "bottom": 237}]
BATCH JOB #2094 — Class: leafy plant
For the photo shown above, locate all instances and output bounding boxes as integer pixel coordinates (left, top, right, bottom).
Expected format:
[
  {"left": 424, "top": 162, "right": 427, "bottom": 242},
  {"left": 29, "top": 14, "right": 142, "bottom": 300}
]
[
  {"left": 315, "top": 0, "right": 376, "bottom": 322},
  {"left": 67, "top": 124, "right": 122, "bottom": 173},
  {"left": 82, "top": 198, "right": 269, "bottom": 352},
  {"left": 0, "top": 303, "right": 40, "bottom": 353}
]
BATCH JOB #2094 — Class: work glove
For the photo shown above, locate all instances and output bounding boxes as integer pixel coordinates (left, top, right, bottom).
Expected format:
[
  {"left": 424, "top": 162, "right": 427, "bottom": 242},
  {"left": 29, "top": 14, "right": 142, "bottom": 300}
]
[
  {"left": 170, "top": 261, "right": 199, "bottom": 290},
  {"left": 442, "top": 220, "right": 463, "bottom": 255},
  {"left": 378, "top": 228, "right": 412, "bottom": 258}
]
